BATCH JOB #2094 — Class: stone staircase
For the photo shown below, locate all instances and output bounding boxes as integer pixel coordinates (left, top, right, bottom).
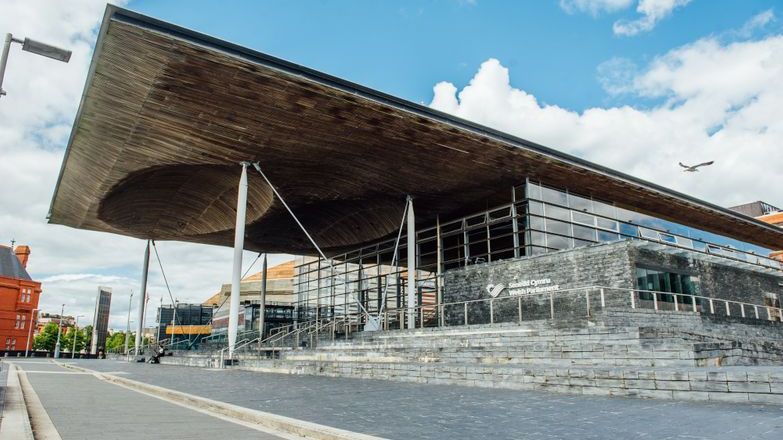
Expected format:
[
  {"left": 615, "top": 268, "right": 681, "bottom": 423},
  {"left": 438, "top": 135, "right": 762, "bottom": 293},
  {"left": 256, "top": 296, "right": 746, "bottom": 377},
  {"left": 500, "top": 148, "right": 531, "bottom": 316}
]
[
  {"left": 216, "top": 308, "right": 783, "bottom": 404},
  {"left": 282, "top": 324, "right": 698, "bottom": 368},
  {"left": 258, "top": 309, "right": 783, "bottom": 369}
]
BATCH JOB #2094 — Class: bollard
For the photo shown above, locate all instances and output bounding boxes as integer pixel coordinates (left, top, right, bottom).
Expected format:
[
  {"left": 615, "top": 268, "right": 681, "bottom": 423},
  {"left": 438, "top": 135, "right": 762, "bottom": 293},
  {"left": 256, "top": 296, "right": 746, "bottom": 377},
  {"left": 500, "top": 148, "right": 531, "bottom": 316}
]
[
  {"left": 585, "top": 291, "right": 591, "bottom": 317},
  {"left": 518, "top": 297, "right": 523, "bottom": 324},
  {"left": 653, "top": 292, "right": 658, "bottom": 311},
  {"left": 600, "top": 288, "right": 605, "bottom": 309}
]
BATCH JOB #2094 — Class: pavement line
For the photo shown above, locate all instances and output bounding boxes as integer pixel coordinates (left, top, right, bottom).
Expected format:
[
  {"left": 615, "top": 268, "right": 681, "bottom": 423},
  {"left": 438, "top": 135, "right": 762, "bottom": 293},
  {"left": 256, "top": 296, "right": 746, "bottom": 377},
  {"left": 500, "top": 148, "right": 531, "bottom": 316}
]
[
  {"left": 57, "top": 361, "right": 387, "bottom": 440},
  {"left": 103, "top": 373, "right": 305, "bottom": 440},
  {"left": 14, "top": 364, "right": 63, "bottom": 440},
  {"left": 18, "top": 370, "right": 93, "bottom": 374},
  {"left": 0, "top": 364, "right": 34, "bottom": 440}
]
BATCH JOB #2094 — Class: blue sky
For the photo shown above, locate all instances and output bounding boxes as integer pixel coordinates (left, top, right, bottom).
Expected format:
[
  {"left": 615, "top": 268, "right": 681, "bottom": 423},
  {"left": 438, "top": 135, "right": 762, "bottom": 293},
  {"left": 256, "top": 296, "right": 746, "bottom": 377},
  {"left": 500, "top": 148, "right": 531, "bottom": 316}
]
[{"left": 130, "top": 0, "right": 777, "bottom": 111}]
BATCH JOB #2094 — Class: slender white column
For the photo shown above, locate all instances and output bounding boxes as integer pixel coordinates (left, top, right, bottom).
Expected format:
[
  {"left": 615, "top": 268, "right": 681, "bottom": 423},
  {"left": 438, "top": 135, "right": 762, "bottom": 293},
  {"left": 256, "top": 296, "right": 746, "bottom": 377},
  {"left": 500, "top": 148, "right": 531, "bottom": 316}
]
[
  {"left": 134, "top": 240, "right": 150, "bottom": 356},
  {"left": 407, "top": 197, "right": 416, "bottom": 329},
  {"left": 228, "top": 162, "right": 249, "bottom": 358},
  {"left": 436, "top": 215, "right": 443, "bottom": 320},
  {"left": 124, "top": 291, "right": 133, "bottom": 355},
  {"left": 259, "top": 254, "right": 267, "bottom": 340}
]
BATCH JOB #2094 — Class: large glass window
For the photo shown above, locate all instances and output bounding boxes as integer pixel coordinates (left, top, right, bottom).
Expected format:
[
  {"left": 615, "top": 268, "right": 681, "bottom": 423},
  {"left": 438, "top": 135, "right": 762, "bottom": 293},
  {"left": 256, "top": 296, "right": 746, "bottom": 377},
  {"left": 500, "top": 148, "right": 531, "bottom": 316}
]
[
  {"left": 541, "top": 185, "right": 568, "bottom": 206},
  {"left": 525, "top": 181, "right": 773, "bottom": 265},
  {"left": 635, "top": 266, "right": 698, "bottom": 305}
]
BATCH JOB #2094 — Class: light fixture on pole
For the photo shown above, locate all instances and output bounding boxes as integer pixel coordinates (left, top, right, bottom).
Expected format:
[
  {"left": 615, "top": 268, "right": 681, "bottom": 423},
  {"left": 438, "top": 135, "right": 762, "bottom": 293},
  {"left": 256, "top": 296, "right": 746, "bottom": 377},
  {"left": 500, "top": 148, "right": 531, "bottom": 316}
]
[
  {"left": 71, "top": 315, "right": 84, "bottom": 359},
  {"left": 24, "top": 307, "right": 38, "bottom": 358},
  {"left": 124, "top": 291, "right": 134, "bottom": 356},
  {"left": 54, "top": 303, "right": 65, "bottom": 358},
  {"left": 0, "top": 33, "right": 71, "bottom": 97},
  {"left": 170, "top": 299, "right": 178, "bottom": 348}
]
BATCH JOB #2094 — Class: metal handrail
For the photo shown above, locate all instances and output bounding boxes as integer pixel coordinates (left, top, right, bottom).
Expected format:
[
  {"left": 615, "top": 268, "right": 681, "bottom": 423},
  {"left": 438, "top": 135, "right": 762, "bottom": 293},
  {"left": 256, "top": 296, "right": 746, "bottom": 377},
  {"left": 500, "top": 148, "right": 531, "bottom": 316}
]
[
  {"left": 208, "top": 285, "right": 782, "bottom": 367},
  {"left": 370, "top": 285, "right": 783, "bottom": 331},
  {"left": 163, "top": 339, "right": 193, "bottom": 350},
  {"left": 217, "top": 338, "right": 252, "bottom": 366}
]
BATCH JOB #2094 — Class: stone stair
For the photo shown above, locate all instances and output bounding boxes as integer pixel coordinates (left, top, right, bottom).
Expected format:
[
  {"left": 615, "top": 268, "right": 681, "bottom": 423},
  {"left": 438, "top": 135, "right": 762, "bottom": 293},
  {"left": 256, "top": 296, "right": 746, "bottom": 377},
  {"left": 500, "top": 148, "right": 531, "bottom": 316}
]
[
  {"left": 283, "top": 324, "right": 699, "bottom": 368},
  {"left": 158, "top": 308, "right": 783, "bottom": 404}
]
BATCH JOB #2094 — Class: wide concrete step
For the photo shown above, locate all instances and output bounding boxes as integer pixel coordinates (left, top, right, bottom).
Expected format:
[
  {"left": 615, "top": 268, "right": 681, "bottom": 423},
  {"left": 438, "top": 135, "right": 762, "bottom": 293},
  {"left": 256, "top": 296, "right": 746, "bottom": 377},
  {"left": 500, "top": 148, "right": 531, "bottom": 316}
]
[
  {"left": 282, "top": 352, "right": 698, "bottom": 368},
  {"left": 235, "top": 358, "right": 783, "bottom": 405}
]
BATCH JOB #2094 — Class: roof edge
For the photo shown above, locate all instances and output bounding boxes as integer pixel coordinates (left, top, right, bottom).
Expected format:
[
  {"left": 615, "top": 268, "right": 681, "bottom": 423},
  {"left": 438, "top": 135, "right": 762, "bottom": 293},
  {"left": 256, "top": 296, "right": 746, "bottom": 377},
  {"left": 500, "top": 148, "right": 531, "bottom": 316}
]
[{"left": 50, "top": 5, "right": 783, "bottom": 246}]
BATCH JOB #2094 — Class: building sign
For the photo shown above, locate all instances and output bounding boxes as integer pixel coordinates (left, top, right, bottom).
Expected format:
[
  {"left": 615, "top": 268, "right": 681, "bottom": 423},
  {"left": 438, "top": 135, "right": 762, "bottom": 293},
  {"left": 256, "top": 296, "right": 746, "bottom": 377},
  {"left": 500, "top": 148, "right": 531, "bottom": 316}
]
[{"left": 485, "top": 278, "right": 560, "bottom": 298}]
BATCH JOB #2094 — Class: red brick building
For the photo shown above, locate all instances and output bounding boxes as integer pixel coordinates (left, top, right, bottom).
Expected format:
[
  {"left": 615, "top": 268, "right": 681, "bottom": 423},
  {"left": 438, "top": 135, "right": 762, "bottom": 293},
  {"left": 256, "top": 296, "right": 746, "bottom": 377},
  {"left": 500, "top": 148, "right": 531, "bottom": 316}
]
[{"left": 0, "top": 245, "right": 42, "bottom": 351}]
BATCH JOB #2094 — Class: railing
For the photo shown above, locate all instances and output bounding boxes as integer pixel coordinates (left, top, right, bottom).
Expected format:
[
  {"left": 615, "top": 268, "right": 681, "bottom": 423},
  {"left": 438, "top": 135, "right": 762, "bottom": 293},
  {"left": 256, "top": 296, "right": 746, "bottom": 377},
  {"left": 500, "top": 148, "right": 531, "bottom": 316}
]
[
  {"left": 200, "top": 328, "right": 257, "bottom": 345},
  {"left": 162, "top": 339, "right": 195, "bottom": 351},
  {"left": 213, "top": 316, "right": 359, "bottom": 367},
  {"left": 205, "top": 285, "right": 782, "bottom": 368},
  {"left": 367, "top": 285, "right": 783, "bottom": 331},
  {"left": 217, "top": 338, "right": 251, "bottom": 366}
]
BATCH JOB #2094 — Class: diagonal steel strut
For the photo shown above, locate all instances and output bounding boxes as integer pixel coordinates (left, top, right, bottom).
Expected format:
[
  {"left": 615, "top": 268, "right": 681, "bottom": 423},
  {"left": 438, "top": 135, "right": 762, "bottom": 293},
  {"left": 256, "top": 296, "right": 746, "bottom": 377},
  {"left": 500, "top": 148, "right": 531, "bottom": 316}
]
[{"left": 251, "top": 162, "right": 371, "bottom": 318}]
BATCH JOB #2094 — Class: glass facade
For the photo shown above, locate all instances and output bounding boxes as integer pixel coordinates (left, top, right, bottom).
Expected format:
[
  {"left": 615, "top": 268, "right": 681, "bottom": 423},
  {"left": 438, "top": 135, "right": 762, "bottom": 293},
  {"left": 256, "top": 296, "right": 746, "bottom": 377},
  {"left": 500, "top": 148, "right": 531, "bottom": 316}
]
[
  {"left": 524, "top": 181, "right": 775, "bottom": 263},
  {"left": 91, "top": 288, "right": 112, "bottom": 353},
  {"left": 635, "top": 266, "right": 698, "bottom": 308},
  {"left": 157, "top": 304, "right": 213, "bottom": 343},
  {"left": 293, "top": 181, "right": 781, "bottom": 324}
]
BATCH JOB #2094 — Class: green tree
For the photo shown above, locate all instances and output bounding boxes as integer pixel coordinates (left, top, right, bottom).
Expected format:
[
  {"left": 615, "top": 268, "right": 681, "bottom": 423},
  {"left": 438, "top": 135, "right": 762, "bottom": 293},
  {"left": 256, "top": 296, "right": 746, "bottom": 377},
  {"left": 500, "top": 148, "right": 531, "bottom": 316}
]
[
  {"left": 61, "top": 327, "right": 88, "bottom": 354},
  {"left": 105, "top": 332, "right": 127, "bottom": 352},
  {"left": 82, "top": 324, "right": 93, "bottom": 350},
  {"left": 33, "top": 322, "right": 60, "bottom": 351}
]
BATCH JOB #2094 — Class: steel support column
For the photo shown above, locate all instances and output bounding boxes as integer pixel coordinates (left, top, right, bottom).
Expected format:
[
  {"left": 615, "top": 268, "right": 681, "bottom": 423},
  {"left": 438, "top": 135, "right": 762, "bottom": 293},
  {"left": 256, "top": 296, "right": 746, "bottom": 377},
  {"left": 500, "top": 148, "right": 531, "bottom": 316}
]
[
  {"left": 436, "top": 215, "right": 443, "bottom": 326},
  {"left": 511, "top": 186, "right": 520, "bottom": 258},
  {"left": 259, "top": 254, "right": 267, "bottom": 340},
  {"left": 134, "top": 240, "right": 150, "bottom": 356},
  {"left": 407, "top": 197, "right": 416, "bottom": 329},
  {"left": 228, "top": 162, "right": 249, "bottom": 358}
]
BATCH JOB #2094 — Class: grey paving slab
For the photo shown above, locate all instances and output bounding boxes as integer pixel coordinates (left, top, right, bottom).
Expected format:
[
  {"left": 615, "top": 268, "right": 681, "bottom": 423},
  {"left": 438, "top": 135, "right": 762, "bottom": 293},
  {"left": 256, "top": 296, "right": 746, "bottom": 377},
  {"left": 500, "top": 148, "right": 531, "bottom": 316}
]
[
  {"left": 68, "top": 359, "right": 783, "bottom": 440},
  {"left": 14, "top": 360, "right": 284, "bottom": 440},
  {"left": 0, "top": 360, "right": 8, "bottom": 425}
]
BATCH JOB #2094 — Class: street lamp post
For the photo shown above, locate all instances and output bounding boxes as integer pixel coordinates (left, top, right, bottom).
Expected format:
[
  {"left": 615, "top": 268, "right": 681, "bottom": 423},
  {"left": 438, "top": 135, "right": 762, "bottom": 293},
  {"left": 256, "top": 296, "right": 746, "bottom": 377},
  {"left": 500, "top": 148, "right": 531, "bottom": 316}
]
[
  {"left": 170, "top": 299, "right": 178, "bottom": 349},
  {"left": 24, "top": 308, "right": 38, "bottom": 358},
  {"left": 0, "top": 33, "right": 71, "bottom": 97},
  {"left": 71, "top": 315, "right": 84, "bottom": 359},
  {"left": 124, "top": 291, "right": 134, "bottom": 356},
  {"left": 53, "top": 303, "right": 65, "bottom": 358},
  {"left": 156, "top": 296, "right": 162, "bottom": 346}
]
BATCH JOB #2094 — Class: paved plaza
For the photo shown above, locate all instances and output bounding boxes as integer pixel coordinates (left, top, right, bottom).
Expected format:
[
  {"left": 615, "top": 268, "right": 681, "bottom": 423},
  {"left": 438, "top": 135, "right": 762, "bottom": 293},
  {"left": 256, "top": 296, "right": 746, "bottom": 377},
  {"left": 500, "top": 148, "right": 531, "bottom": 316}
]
[
  {"left": 54, "top": 359, "right": 783, "bottom": 439},
  {"left": 4, "top": 360, "right": 287, "bottom": 440}
]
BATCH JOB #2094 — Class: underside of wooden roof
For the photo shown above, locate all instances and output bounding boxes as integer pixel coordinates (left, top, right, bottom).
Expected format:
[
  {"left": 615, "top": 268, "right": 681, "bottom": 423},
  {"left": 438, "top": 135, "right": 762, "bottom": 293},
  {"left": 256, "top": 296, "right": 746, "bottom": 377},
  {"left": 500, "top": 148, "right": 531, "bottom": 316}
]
[{"left": 48, "top": 6, "right": 783, "bottom": 255}]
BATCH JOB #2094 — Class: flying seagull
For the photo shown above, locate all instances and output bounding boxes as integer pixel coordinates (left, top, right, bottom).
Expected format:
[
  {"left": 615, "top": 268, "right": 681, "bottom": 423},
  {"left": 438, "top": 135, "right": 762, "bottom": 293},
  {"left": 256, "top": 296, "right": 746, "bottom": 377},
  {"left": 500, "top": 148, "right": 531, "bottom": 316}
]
[{"left": 679, "top": 161, "right": 714, "bottom": 172}]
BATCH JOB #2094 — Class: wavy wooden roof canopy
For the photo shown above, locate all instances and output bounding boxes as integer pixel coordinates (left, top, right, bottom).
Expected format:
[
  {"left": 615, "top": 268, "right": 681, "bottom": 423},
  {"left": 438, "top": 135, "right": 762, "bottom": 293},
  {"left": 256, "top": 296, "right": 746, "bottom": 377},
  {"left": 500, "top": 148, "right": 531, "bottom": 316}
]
[{"left": 49, "top": 6, "right": 783, "bottom": 255}]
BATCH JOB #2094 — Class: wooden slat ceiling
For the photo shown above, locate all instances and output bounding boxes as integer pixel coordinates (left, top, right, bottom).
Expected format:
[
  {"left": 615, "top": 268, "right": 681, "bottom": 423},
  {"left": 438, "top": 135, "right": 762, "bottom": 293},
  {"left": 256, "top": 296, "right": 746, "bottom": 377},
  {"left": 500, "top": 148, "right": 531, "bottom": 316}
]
[{"left": 48, "top": 8, "right": 783, "bottom": 255}]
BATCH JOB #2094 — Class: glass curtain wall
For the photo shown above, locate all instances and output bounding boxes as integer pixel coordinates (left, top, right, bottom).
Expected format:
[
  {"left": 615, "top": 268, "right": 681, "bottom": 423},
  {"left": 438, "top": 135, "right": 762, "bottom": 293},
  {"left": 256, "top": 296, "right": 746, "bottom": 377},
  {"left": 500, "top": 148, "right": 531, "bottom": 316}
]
[{"left": 293, "top": 181, "right": 779, "bottom": 326}]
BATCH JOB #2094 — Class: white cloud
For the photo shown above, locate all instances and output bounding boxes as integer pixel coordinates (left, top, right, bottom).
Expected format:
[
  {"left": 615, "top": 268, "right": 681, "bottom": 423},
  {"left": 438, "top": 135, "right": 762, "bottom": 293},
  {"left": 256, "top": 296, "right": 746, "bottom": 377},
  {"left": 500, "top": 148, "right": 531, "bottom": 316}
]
[
  {"left": 596, "top": 57, "right": 639, "bottom": 95},
  {"left": 735, "top": 9, "right": 776, "bottom": 39},
  {"left": 429, "top": 32, "right": 783, "bottom": 216},
  {"left": 0, "top": 0, "right": 292, "bottom": 331},
  {"left": 560, "top": 0, "right": 634, "bottom": 16},
  {"left": 613, "top": 0, "right": 692, "bottom": 36}
]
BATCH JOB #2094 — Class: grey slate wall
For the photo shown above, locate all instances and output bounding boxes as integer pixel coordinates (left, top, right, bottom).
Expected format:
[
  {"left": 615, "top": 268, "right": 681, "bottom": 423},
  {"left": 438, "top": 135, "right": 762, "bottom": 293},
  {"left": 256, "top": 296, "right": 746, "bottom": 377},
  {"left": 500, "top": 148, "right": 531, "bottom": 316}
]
[
  {"left": 631, "top": 246, "right": 783, "bottom": 315},
  {"left": 442, "top": 240, "right": 783, "bottom": 326},
  {"left": 442, "top": 241, "right": 636, "bottom": 325}
]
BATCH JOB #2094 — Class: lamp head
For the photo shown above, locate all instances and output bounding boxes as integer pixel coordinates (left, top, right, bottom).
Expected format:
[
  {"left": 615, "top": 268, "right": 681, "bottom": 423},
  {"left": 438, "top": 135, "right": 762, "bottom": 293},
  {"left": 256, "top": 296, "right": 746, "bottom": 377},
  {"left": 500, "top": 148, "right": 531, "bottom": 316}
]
[{"left": 21, "top": 38, "right": 71, "bottom": 62}]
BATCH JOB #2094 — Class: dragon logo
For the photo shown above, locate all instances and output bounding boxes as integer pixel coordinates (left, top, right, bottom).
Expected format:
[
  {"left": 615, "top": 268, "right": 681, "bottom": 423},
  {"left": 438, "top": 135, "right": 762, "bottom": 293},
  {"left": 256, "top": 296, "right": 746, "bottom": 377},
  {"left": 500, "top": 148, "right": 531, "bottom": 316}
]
[{"left": 485, "top": 283, "right": 505, "bottom": 298}]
